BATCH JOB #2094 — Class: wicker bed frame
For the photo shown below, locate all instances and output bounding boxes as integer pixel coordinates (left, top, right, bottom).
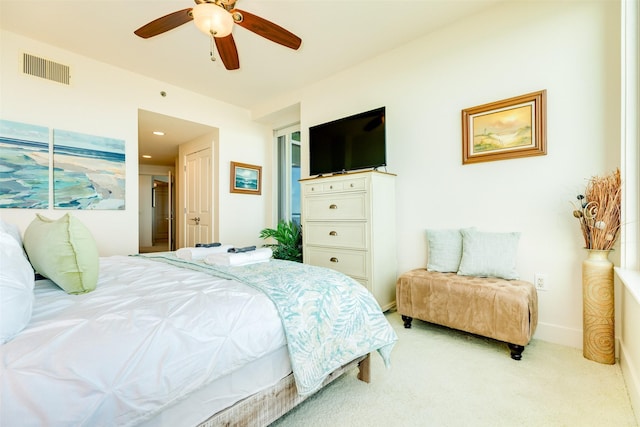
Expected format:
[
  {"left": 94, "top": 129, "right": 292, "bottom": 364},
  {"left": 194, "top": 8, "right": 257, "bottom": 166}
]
[{"left": 197, "top": 354, "right": 371, "bottom": 426}]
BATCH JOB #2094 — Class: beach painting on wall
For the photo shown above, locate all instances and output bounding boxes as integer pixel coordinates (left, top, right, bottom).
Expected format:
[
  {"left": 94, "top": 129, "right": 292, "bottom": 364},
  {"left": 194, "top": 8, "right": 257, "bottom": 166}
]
[
  {"left": 53, "top": 129, "right": 125, "bottom": 209},
  {"left": 0, "top": 119, "right": 50, "bottom": 208},
  {"left": 461, "top": 90, "right": 547, "bottom": 164},
  {"left": 230, "top": 161, "right": 262, "bottom": 195}
]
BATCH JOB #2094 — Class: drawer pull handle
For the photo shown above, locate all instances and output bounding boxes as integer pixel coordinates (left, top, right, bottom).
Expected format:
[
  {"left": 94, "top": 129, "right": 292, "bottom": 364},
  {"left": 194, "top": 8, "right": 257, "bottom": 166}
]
[
  {"left": 330, "top": 257, "right": 339, "bottom": 263},
  {"left": 329, "top": 231, "right": 338, "bottom": 236},
  {"left": 329, "top": 204, "right": 337, "bottom": 209}
]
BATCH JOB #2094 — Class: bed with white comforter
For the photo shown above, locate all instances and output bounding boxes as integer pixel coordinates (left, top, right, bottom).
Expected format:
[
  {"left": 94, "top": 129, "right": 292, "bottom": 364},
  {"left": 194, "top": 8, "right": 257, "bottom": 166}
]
[{"left": 0, "top": 253, "right": 397, "bottom": 426}]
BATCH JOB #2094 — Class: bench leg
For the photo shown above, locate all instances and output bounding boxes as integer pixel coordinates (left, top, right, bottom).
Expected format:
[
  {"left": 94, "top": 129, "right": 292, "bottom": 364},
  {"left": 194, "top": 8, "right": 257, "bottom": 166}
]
[
  {"left": 508, "top": 343, "right": 525, "bottom": 360},
  {"left": 401, "top": 315, "right": 413, "bottom": 329}
]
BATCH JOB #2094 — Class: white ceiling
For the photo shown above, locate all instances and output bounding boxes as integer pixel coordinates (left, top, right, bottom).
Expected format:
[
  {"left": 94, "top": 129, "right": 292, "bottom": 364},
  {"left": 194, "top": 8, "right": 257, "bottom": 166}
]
[
  {"left": 1, "top": 0, "right": 502, "bottom": 166},
  {"left": 137, "top": 109, "right": 217, "bottom": 166}
]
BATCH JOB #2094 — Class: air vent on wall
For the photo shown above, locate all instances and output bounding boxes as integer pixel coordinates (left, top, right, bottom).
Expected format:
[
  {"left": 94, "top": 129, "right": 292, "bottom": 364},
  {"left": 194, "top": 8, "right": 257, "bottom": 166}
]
[{"left": 22, "top": 53, "right": 70, "bottom": 85}]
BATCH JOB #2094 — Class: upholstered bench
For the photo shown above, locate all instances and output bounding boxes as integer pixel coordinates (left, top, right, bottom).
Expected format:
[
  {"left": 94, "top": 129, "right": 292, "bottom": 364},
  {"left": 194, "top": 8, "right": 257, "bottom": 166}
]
[{"left": 396, "top": 269, "right": 538, "bottom": 360}]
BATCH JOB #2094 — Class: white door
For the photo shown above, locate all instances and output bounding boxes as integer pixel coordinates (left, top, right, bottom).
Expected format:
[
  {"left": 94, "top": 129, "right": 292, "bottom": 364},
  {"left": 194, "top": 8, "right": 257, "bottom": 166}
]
[
  {"left": 185, "top": 148, "right": 212, "bottom": 247},
  {"left": 167, "top": 170, "right": 174, "bottom": 251}
]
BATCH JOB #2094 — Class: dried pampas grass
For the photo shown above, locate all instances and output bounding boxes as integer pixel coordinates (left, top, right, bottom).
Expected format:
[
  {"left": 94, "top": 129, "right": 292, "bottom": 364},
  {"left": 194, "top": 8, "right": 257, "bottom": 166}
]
[{"left": 572, "top": 169, "right": 621, "bottom": 250}]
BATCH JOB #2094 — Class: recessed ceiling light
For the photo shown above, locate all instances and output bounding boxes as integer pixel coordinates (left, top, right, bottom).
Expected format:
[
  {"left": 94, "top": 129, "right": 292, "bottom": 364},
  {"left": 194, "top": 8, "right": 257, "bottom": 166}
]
[
  {"left": 153, "top": 131, "right": 165, "bottom": 136},
  {"left": 142, "top": 154, "right": 152, "bottom": 159}
]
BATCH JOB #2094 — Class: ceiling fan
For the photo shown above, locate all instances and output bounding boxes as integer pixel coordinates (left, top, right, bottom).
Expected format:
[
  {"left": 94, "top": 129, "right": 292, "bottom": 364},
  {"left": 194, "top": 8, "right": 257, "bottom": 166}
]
[{"left": 134, "top": 0, "right": 302, "bottom": 71}]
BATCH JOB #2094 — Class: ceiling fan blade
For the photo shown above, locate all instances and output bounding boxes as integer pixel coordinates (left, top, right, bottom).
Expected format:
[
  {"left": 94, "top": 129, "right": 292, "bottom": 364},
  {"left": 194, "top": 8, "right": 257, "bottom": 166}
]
[
  {"left": 232, "top": 9, "right": 302, "bottom": 50},
  {"left": 134, "top": 8, "right": 193, "bottom": 39},
  {"left": 215, "top": 35, "right": 240, "bottom": 70}
]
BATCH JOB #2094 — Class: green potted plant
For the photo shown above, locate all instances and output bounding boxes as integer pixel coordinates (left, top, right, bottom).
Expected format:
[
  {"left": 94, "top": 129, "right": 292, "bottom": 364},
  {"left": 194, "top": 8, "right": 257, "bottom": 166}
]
[{"left": 259, "top": 220, "right": 302, "bottom": 262}]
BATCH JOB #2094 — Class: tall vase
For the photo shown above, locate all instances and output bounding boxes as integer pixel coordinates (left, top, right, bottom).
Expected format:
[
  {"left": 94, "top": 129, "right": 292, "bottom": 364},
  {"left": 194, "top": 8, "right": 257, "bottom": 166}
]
[{"left": 581, "top": 249, "right": 615, "bottom": 364}]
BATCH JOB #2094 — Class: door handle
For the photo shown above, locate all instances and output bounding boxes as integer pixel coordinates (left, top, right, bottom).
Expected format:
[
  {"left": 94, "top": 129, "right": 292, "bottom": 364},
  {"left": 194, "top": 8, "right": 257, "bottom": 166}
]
[{"left": 190, "top": 217, "right": 200, "bottom": 225}]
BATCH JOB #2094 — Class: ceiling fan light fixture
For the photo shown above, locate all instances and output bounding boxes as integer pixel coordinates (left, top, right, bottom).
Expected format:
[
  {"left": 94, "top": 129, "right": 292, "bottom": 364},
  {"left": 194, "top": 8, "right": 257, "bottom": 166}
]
[{"left": 192, "top": 3, "right": 234, "bottom": 38}]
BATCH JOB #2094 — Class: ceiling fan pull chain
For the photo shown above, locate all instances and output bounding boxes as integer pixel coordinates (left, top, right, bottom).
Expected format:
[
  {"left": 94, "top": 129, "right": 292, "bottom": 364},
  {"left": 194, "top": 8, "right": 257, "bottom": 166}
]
[{"left": 209, "top": 34, "right": 217, "bottom": 62}]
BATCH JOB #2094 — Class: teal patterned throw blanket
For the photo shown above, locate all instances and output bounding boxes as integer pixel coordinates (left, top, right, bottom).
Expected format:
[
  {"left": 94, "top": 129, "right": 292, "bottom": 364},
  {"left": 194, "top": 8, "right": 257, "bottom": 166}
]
[{"left": 139, "top": 253, "right": 397, "bottom": 395}]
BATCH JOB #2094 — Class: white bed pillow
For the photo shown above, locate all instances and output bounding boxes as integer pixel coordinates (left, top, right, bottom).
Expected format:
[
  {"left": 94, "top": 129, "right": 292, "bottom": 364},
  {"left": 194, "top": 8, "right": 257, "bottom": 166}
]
[
  {"left": 0, "top": 218, "right": 23, "bottom": 247},
  {"left": 457, "top": 229, "right": 521, "bottom": 280},
  {"left": 0, "top": 228, "right": 35, "bottom": 344}
]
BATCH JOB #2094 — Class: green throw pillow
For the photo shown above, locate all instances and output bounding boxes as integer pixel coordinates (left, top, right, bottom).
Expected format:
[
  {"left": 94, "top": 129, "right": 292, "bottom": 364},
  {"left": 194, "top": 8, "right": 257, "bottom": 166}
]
[
  {"left": 457, "top": 229, "right": 520, "bottom": 280},
  {"left": 23, "top": 213, "right": 99, "bottom": 294}
]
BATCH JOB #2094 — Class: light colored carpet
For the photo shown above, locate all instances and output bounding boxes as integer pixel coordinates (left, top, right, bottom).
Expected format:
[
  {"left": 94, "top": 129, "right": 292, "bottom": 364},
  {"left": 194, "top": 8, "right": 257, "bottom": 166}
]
[{"left": 271, "top": 310, "right": 637, "bottom": 427}]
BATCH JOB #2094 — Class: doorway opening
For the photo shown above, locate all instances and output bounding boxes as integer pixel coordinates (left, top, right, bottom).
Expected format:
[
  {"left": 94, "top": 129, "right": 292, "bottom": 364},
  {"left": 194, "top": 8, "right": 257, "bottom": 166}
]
[
  {"left": 149, "top": 175, "right": 174, "bottom": 252},
  {"left": 138, "top": 109, "right": 217, "bottom": 253},
  {"left": 139, "top": 170, "right": 175, "bottom": 253}
]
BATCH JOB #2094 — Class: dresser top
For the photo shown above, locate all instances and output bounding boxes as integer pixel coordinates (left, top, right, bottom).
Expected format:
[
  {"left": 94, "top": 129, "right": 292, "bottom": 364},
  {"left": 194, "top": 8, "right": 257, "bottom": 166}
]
[{"left": 299, "top": 169, "right": 396, "bottom": 182}]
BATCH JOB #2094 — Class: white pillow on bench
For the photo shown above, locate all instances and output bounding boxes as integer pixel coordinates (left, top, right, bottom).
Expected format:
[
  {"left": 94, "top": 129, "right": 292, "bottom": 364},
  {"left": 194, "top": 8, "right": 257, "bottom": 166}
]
[
  {"left": 426, "top": 227, "right": 475, "bottom": 273},
  {"left": 457, "top": 229, "right": 520, "bottom": 280}
]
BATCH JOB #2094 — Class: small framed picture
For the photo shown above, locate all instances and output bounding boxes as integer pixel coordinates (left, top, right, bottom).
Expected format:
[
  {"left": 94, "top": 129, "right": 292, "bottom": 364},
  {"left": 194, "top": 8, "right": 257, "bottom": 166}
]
[
  {"left": 230, "top": 161, "right": 262, "bottom": 195},
  {"left": 461, "top": 90, "right": 547, "bottom": 164}
]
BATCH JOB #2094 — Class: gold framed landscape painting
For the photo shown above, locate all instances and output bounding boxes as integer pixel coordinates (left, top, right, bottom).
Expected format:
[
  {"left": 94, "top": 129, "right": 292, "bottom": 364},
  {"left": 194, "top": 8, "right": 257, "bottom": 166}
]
[{"left": 461, "top": 90, "right": 547, "bottom": 164}]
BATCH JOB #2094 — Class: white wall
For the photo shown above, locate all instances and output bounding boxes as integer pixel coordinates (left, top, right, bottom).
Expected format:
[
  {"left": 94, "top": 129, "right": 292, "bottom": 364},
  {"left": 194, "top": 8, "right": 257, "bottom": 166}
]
[
  {"left": 620, "top": 281, "right": 640, "bottom": 422},
  {"left": 217, "top": 124, "right": 274, "bottom": 247},
  {"left": 0, "top": 30, "right": 273, "bottom": 256},
  {"left": 619, "top": 0, "right": 640, "bottom": 419},
  {"left": 257, "top": 1, "right": 621, "bottom": 347}
]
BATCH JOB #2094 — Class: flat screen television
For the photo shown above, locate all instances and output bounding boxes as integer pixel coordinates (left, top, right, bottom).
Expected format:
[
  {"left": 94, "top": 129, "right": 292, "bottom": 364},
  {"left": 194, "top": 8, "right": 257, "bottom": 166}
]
[{"left": 309, "top": 107, "right": 386, "bottom": 176}]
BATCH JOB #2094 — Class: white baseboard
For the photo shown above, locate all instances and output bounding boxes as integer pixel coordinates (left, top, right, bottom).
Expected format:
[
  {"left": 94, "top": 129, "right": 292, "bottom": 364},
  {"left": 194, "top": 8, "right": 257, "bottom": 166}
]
[
  {"left": 621, "top": 340, "right": 640, "bottom": 424},
  {"left": 533, "top": 321, "right": 583, "bottom": 349},
  {"left": 615, "top": 268, "right": 640, "bottom": 423},
  {"left": 533, "top": 322, "right": 623, "bottom": 359}
]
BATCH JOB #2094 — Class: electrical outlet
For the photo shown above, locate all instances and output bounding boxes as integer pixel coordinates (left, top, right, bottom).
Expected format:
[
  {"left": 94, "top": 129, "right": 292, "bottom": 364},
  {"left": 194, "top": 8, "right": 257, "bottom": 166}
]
[{"left": 534, "top": 273, "right": 548, "bottom": 291}]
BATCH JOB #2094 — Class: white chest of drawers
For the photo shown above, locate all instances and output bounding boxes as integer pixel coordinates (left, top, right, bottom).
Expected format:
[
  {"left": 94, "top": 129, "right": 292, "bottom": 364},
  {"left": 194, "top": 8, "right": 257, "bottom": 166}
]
[{"left": 301, "top": 171, "right": 397, "bottom": 311}]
